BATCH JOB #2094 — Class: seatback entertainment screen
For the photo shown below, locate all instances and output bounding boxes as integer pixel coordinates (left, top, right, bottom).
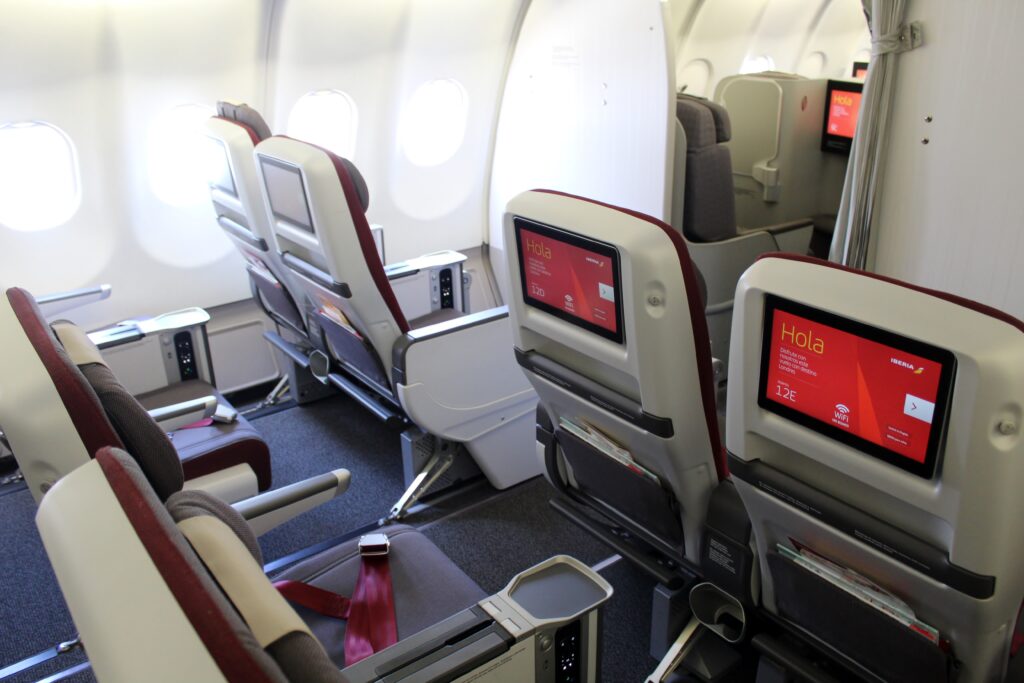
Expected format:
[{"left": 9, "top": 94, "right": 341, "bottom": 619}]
[
  {"left": 852, "top": 61, "right": 869, "bottom": 79},
  {"left": 259, "top": 156, "right": 315, "bottom": 233},
  {"left": 821, "top": 80, "right": 864, "bottom": 154},
  {"left": 207, "top": 137, "right": 237, "bottom": 196},
  {"left": 514, "top": 217, "right": 624, "bottom": 344},
  {"left": 758, "top": 295, "right": 955, "bottom": 478}
]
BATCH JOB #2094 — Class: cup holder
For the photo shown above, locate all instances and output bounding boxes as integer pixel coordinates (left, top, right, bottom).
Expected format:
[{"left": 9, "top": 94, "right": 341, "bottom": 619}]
[
  {"left": 308, "top": 350, "right": 330, "bottom": 384},
  {"left": 689, "top": 582, "right": 746, "bottom": 643}
]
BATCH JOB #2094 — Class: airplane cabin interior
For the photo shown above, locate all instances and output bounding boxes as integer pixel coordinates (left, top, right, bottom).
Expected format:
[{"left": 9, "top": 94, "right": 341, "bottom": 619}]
[{"left": 1, "top": 0, "right": 1023, "bottom": 681}]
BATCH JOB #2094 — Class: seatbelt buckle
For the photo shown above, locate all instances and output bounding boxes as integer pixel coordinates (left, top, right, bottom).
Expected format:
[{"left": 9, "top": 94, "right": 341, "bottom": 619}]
[{"left": 359, "top": 533, "right": 390, "bottom": 557}]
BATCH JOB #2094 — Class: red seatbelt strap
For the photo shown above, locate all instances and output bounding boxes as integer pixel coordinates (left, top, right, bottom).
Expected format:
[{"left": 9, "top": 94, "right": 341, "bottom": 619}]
[{"left": 274, "top": 533, "right": 397, "bottom": 665}]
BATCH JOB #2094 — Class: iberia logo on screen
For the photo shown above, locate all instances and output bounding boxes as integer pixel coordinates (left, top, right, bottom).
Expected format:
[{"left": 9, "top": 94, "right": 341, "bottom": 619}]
[
  {"left": 520, "top": 228, "right": 617, "bottom": 334},
  {"left": 765, "top": 310, "right": 941, "bottom": 463}
]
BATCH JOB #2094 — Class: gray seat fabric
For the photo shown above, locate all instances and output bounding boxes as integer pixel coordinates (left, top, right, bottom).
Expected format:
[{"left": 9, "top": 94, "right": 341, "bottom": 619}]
[
  {"left": 167, "top": 488, "right": 264, "bottom": 564},
  {"left": 136, "top": 380, "right": 272, "bottom": 489},
  {"left": 103, "top": 447, "right": 484, "bottom": 680},
  {"left": 106, "top": 448, "right": 291, "bottom": 682},
  {"left": 82, "top": 368, "right": 272, "bottom": 497},
  {"left": 676, "top": 95, "right": 738, "bottom": 243},
  {"left": 79, "top": 363, "right": 185, "bottom": 500},
  {"left": 217, "top": 101, "right": 272, "bottom": 142},
  {"left": 273, "top": 524, "right": 487, "bottom": 668}
]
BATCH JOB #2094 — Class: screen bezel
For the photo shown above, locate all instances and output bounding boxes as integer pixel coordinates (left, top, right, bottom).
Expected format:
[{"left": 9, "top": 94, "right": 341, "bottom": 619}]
[
  {"left": 208, "top": 137, "right": 237, "bottom": 196},
  {"left": 258, "top": 156, "right": 315, "bottom": 234},
  {"left": 513, "top": 216, "right": 625, "bottom": 345},
  {"left": 852, "top": 61, "right": 869, "bottom": 79},
  {"left": 757, "top": 294, "right": 956, "bottom": 479},
  {"left": 821, "top": 79, "right": 864, "bottom": 155}
]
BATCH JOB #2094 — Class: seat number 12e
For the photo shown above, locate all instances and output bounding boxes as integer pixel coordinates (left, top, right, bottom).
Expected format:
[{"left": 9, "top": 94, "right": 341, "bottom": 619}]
[{"left": 775, "top": 382, "right": 797, "bottom": 402}]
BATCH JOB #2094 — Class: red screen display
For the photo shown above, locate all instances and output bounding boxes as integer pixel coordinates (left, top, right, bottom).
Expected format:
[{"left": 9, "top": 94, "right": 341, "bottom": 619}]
[
  {"left": 519, "top": 226, "right": 619, "bottom": 335},
  {"left": 763, "top": 308, "right": 944, "bottom": 464},
  {"left": 854, "top": 66, "right": 868, "bottom": 79},
  {"left": 827, "top": 88, "right": 862, "bottom": 139}
]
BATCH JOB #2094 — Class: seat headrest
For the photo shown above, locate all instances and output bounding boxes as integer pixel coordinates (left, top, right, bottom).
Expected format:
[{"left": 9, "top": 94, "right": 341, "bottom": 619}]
[
  {"left": 336, "top": 156, "right": 370, "bottom": 213},
  {"left": 676, "top": 94, "right": 731, "bottom": 147},
  {"left": 46, "top": 316, "right": 185, "bottom": 501},
  {"left": 5, "top": 287, "right": 124, "bottom": 456},
  {"left": 216, "top": 101, "right": 272, "bottom": 142}
]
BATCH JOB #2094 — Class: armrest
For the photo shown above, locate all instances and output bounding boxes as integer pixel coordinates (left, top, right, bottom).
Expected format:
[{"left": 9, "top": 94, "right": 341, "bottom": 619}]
[
  {"left": 739, "top": 219, "right": 814, "bottom": 255},
  {"left": 233, "top": 469, "right": 350, "bottom": 536},
  {"left": 392, "top": 307, "right": 510, "bottom": 386},
  {"left": 148, "top": 395, "right": 217, "bottom": 431},
  {"left": 88, "top": 306, "right": 211, "bottom": 349},
  {"left": 391, "top": 307, "right": 536, "bottom": 442},
  {"left": 37, "top": 284, "right": 112, "bottom": 318}
]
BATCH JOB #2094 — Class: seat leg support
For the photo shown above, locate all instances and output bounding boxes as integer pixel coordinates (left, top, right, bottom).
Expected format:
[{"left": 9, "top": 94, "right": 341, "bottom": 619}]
[
  {"left": 240, "top": 375, "right": 290, "bottom": 415},
  {"left": 385, "top": 448, "right": 456, "bottom": 523},
  {"left": 646, "top": 616, "right": 704, "bottom": 683}
]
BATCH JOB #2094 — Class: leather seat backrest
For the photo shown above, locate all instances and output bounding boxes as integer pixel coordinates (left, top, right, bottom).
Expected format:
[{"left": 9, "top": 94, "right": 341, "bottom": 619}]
[
  {"left": 253, "top": 136, "right": 401, "bottom": 387},
  {"left": 503, "top": 190, "right": 725, "bottom": 565},
  {"left": 206, "top": 102, "right": 307, "bottom": 334},
  {"left": 727, "top": 254, "right": 1024, "bottom": 682},
  {"left": 676, "top": 94, "right": 737, "bottom": 243},
  {"left": 0, "top": 287, "right": 185, "bottom": 500},
  {"left": 37, "top": 447, "right": 342, "bottom": 682}
]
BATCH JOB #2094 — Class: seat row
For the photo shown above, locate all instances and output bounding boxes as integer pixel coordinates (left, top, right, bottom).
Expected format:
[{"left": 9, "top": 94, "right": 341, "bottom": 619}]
[{"left": 24, "top": 187, "right": 1024, "bottom": 682}]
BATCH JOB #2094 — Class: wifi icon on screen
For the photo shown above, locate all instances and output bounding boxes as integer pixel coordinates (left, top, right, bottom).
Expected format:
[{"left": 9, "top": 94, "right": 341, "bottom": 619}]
[
  {"left": 834, "top": 404, "right": 851, "bottom": 424},
  {"left": 835, "top": 404, "right": 850, "bottom": 414}
]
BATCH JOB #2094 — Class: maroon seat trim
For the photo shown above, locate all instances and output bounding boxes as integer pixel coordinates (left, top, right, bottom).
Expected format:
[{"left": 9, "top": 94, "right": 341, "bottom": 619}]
[
  {"left": 213, "top": 115, "right": 262, "bottom": 147},
  {"left": 96, "top": 448, "right": 275, "bottom": 683},
  {"left": 269, "top": 136, "right": 409, "bottom": 335},
  {"left": 6, "top": 288, "right": 124, "bottom": 454},
  {"left": 326, "top": 151, "right": 410, "bottom": 334},
  {"left": 756, "top": 253, "right": 1024, "bottom": 335},
  {"left": 181, "top": 437, "right": 272, "bottom": 492},
  {"left": 531, "top": 190, "right": 727, "bottom": 480}
]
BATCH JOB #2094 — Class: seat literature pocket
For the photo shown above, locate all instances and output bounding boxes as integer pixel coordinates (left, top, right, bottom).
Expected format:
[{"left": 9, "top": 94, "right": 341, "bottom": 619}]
[
  {"left": 555, "top": 422, "right": 683, "bottom": 548},
  {"left": 768, "top": 551, "right": 955, "bottom": 683}
]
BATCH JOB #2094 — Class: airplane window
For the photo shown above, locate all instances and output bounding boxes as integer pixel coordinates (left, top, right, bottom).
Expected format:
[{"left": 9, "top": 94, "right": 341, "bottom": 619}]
[
  {"left": 740, "top": 54, "right": 777, "bottom": 74},
  {"left": 398, "top": 79, "right": 468, "bottom": 167},
  {"left": 287, "top": 90, "right": 358, "bottom": 160},
  {"left": 677, "top": 59, "right": 712, "bottom": 97},
  {"left": 147, "top": 103, "right": 217, "bottom": 207},
  {"left": 0, "top": 121, "right": 81, "bottom": 232}
]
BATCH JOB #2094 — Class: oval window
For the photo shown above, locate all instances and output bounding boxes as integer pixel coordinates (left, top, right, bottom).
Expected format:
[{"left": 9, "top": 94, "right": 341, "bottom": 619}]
[
  {"left": 147, "top": 103, "right": 217, "bottom": 207},
  {"left": 0, "top": 121, "right": 81, "bottom": 231},
  {"left": 398, "top": 79, "right": 469, "bottom": 167},
  {"left": 739, "top": 55, "right": 777, "bottom": 75},
  {"left": 287, "top": 90, "right": 359, "bottom": 160}
]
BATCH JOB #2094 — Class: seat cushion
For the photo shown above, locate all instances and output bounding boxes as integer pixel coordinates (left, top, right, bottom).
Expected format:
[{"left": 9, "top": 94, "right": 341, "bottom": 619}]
[
  {"left": 271, "top": 525, "right": 486, "bottom": 668},
  {"left": 137, "top": 380, "right": 272, "bottom": 492}
]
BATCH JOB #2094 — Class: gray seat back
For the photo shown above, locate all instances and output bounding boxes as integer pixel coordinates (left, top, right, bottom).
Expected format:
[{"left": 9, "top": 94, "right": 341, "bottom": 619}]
[
  {"left": 676, "top": 94, "right": 737, "bottom": 243},
  {"left": 728, "top": 254, "right": 1024, "bottom": 682},
  {"left": 37, "top": 447, "right": 340, "bottom": 682},
  {"left": 206, "top": 103, "right": 308, "bottom": 336},
  {"left": 503, "top": 190, "right": 725, "bottom": 566},
  {"left": 253, "top": 136, "right": 398, "bottom": 395}
]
